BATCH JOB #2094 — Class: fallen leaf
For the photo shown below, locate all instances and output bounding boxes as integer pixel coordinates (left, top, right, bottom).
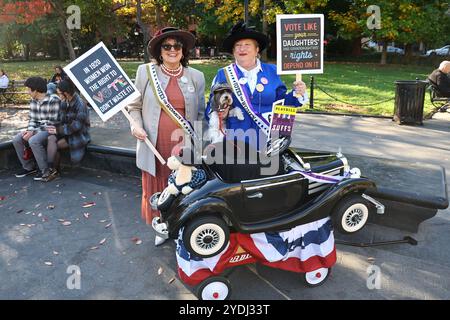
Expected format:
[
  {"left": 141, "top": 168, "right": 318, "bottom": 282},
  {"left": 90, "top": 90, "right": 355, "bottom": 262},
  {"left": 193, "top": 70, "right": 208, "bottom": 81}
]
[
  {"left": 131, "top": 237, "right": 142, "bottom": 245},
  {"left": 99, "top": 238, "right": 107, "bottom": 245},
  {"left": 44, "top": 261, "right": 53, "bottom": 266},
  {"left": 158, "top": 267, "right": 164, "bottom": 275},
  {"left": 61, "top": 221, "right": 72, "bottom": 226},
  {"left": 82, "top": 202, "right": 96, "bottom": 208},
  {"left": 83, "top": 213, "right": 90, "bottom": 219},
  {"left": 105, "top": 222, "right": 112, "bottom": 229},
  {"left": 168, "top": 278, "right": 175, "bottom": 284}
]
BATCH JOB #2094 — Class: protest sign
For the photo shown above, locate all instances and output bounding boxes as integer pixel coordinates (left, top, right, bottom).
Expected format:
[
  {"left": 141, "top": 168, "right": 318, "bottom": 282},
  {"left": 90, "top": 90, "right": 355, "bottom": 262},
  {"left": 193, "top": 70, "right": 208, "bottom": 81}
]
[
  {"left": 64, "top": 42, "right": 165, "bottom": 164},
  {"left": 269, "top": 99, "right": 297, "bottom": 138},
  {"left": 276, "top": 14, "right": 324, "bottom": 76}
]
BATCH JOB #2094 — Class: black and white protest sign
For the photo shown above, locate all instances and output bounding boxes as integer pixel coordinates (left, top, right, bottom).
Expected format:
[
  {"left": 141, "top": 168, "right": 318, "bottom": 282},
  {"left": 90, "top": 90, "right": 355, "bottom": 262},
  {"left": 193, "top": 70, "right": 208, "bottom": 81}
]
[
  {"left": 64, "top": 42, "right": 165, "bottom": 164},
  {"left": 64, "top": 42, "right": 140, "bottom": 121}
]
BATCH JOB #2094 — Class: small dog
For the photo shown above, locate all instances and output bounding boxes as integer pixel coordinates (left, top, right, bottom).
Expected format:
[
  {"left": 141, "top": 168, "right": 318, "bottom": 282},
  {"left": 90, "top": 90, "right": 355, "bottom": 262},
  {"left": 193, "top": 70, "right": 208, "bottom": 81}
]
[{"left": 206, "top": 83, "right": 244, "bottom": 143}]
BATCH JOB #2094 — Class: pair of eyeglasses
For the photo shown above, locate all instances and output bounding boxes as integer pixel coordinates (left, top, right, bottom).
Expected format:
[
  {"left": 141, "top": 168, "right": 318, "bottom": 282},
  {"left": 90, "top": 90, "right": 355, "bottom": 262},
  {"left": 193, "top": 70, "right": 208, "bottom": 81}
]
[{"left": 161, "top": 43, "right": 183, "bottom": 51}]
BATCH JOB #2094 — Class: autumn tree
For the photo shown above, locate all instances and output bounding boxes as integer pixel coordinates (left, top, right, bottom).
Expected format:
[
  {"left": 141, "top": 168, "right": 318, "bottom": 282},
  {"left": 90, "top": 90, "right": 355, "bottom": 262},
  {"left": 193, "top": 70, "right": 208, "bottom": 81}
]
[{"left": 330, "top": 0, "right": 450, "bottom": 64}]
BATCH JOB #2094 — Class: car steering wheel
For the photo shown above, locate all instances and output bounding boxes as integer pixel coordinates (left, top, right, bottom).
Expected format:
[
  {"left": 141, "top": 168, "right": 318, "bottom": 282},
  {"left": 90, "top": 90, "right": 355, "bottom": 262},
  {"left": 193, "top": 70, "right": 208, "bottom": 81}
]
[{"left": 265, "top": 136, "right": 292, "bottom": 157}]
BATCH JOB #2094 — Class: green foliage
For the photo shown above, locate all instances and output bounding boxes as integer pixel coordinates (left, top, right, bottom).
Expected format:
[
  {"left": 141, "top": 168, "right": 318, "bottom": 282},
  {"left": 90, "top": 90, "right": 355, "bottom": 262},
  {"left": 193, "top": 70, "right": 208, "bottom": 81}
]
[{"left": 330, "top": 0, "right": 450, "bottom": 47}]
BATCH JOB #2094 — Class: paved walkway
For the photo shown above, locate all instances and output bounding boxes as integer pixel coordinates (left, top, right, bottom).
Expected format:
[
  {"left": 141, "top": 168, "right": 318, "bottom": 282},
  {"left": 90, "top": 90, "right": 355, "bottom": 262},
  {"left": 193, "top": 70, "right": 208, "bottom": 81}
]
[{"left": 1, "top": 105, "right": 450, "bottom": 300}]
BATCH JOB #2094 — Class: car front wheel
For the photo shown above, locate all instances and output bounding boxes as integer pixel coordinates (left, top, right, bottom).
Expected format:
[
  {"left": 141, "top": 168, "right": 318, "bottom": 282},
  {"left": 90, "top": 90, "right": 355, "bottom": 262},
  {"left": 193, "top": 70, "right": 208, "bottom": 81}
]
[
  {"left": 157, "top": 187, "right": 176, "bottom": 212},
  {"left": 302, "top": 267, "right": 330, "bottom": 287},
  {"left": 332, "top": 194, "right": 371, "bottom": 234},
  {"left": 196, "top": 276, "right": 231, "bottom": 300},
  {"left": 183, "top": 215, "right": 230, "bottom": 258}
]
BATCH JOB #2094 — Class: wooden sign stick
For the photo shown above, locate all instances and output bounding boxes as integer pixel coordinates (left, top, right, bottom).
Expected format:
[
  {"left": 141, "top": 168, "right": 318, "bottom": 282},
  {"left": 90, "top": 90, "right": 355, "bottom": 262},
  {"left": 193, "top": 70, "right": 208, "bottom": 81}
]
[
  {"left": 121, "top": 109, "right": 166, "bottom": 165},
  {"left": 294, "top": 73, "right": 303, "bottom": 98}
]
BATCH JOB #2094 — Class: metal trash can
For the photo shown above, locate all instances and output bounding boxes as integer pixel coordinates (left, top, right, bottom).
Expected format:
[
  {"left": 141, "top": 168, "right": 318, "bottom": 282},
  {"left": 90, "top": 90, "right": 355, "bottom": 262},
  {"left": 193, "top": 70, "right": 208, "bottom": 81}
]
[{"left": 393, "top": 80, "right": 428, "bottom": 125}]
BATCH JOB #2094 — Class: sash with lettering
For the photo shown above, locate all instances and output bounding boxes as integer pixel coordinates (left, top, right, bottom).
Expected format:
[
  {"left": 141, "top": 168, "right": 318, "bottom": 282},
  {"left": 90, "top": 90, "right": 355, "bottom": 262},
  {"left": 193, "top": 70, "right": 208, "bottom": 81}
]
[
  {"left": 224, "top": 64, "right": 270, "bottom": 136},
  {"left": 146, "top": 63, "right": 200, "bottom": 145}
]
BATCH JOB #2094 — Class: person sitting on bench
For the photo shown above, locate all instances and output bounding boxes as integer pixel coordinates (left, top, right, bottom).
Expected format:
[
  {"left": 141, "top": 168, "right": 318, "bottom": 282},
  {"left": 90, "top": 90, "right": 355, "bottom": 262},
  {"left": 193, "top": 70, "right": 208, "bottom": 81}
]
[
  {"left": 0, "top": 69, "right": 8, "bottom": 94},
  {"left": 428, "top": 61, "right": 450, "bottom": 98},
  {"left": 44, "top": 79, "right": 90, "bottom": 182},
  {"left": 12, "top": 77, "right": 61, "bottom": 180}
]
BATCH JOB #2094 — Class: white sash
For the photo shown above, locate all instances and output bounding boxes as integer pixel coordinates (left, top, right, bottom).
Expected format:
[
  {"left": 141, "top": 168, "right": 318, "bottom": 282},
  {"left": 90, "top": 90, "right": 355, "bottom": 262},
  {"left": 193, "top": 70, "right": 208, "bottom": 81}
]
[
  {"left": 224, "top": 64, "right": 270, "bottom": 136},
  {"left": 146, "top": 63, "right": 199, "bottom": 143}
]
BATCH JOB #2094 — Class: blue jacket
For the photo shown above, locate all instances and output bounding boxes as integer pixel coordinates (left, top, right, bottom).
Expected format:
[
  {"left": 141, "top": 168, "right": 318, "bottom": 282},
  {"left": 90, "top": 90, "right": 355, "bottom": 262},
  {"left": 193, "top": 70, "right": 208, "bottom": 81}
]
[{"left": 206, "top": 62, "right": 303, "bottom": 148}]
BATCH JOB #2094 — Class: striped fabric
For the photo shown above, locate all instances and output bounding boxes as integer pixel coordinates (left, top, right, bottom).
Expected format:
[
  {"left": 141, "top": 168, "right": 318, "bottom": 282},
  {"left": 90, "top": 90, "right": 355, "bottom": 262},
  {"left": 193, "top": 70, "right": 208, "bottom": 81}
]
[{"left": 176, "top": 217, "right": 336, "bottom": 286}]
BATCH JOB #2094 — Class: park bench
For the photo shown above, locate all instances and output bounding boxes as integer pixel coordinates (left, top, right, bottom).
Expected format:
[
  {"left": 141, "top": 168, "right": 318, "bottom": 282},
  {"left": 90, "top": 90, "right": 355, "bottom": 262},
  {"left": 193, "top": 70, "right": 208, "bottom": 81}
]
[
  {"left": 0, "top": 80, "right": 27, "bottom": 106},
  {"left": 427, "top": 79, "right": 450, "bottom": 110}
]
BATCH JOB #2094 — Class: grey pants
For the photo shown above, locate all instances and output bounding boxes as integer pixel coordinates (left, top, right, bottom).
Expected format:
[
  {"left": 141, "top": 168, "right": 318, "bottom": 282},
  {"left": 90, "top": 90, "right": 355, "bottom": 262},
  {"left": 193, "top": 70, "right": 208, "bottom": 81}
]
[{"left": 12, "top": 131, "right": 49, "bottom": 172}]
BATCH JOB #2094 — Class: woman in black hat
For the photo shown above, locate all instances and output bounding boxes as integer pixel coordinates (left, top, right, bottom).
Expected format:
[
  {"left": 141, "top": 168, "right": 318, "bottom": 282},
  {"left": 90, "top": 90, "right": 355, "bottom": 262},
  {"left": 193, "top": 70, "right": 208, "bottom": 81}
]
[
  {"left": 206, "top": 22, "right": 308, "bottom": 149},
  {"left": 126, "top": 27, "right": 206, "bottom": 243}
]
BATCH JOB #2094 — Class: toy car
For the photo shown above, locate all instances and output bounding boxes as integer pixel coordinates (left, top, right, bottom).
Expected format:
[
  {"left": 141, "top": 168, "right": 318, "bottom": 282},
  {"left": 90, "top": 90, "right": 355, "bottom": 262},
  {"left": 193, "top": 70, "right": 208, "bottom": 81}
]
[{"left": 151, "top": 140, "right": 382, "bottom": 259}]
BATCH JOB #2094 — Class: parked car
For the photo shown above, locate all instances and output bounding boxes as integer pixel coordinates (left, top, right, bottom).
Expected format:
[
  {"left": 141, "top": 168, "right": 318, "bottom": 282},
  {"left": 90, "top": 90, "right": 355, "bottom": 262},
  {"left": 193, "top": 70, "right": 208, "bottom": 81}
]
[
  {"left": 387, "top": 46, "right": 405, "bottom": 54},
  {"left": 151, "top": 140, "right": 381, "bottom": 258},
  {"left": 426, "top": 45, "right": 450, "bottom": 56}
]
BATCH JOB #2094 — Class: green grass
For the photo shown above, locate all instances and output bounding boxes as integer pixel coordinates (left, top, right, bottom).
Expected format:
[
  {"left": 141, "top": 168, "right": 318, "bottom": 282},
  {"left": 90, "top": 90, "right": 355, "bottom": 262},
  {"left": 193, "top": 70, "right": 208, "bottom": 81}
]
[{"left": 0, "top": 59, "right": 436, "bottom": 116}]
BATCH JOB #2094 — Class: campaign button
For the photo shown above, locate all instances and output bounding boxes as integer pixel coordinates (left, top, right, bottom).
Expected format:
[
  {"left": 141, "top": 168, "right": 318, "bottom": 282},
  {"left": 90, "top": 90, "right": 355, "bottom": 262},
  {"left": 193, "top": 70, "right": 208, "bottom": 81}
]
[{"left": 256, "top": 84, "right": 264, "bottom": 92}]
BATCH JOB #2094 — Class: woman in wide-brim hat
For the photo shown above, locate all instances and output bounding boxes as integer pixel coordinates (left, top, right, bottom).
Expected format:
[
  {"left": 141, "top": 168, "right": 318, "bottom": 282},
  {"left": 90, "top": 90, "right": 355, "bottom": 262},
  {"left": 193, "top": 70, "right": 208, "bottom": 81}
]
[
  {"left": 205, "top": 21, "right": 308, "bottom": 149},
  {"left": 126, "top": 27, "right": 207, "bottom": 244}
]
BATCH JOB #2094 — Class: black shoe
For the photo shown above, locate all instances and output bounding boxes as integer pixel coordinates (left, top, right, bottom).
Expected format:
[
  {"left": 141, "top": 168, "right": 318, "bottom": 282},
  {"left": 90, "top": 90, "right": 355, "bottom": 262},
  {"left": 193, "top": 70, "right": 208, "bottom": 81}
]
[
  {"left": 42, "top": 168, "right": 59, "bottom": 182},
  {"left": 15, "top": 168, "right": 37, "bottom": 178},
  {"left": 33, "top": 171, "right": 44, "bottom": 181}
]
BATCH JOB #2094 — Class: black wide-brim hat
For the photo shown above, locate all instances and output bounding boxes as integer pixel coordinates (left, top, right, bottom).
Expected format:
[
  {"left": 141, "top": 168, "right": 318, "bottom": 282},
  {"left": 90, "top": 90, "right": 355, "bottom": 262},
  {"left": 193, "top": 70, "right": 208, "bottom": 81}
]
[
  {"left": 222, "top": 21, "right": 269, "bottom": 53},
  {"left": 148, "top": 27, "right": 196, "bottom": 58}
]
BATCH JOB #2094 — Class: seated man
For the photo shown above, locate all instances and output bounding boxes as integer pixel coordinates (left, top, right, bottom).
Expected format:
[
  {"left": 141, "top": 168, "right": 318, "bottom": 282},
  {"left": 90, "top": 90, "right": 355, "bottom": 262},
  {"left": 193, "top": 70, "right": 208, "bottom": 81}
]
[
  {"left": 428, "top": 61, "right": 450, "bottom": 98},
  {"left": 44, "top": 79, "right": 90, "bottom": 182},
  {"left": 0, "top": 69, "right": 9, "bottom": 93},
  {"left": 12, "top": 77, "right": 61, "bottom": 180}
]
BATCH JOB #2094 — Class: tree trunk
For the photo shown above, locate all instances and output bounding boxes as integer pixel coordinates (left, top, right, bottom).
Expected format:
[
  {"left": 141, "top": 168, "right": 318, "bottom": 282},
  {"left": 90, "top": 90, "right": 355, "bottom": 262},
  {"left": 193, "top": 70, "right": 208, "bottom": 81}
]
[
  {"left": 136, "top": 0, "right": 151, "bottom": 63},
  {"left": 381, "top": 42, "right": 387, "bottom": 65},
  {"left": 6, "top": 42, "right": 14, "bottom": 59},
  {"left": 404, "top": 43, "right": 413, "bottom": 64},
  {"left": 261, "top": 0, "right": 268, "bottom": 61},
  {"left": 58, "top": 35, "right": 65, "bottom": 61},
  {"left": 155, "top": 2, "right": 163, "bottom": 29},
  {"left": 49, "top": 0, "right": 76, "bottom": 61},
  {"left": 59, "top": 21, "right": 77, "bottom": 61},
  {"left": 24, "top": 43, "right": 30, "bottom": 61},
  {"left": 351, "top": 37, "right": 362, "bottom": 56}
]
